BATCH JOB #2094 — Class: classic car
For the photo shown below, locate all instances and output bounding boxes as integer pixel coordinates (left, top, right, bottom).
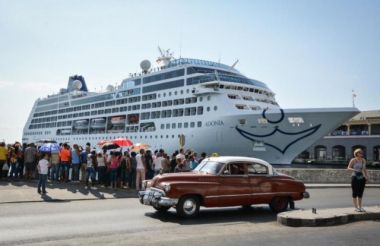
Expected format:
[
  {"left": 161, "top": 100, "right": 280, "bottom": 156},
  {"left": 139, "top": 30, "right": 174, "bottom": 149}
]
[{"left": 138, "top": 156, "right": 310, "bottom": 218}]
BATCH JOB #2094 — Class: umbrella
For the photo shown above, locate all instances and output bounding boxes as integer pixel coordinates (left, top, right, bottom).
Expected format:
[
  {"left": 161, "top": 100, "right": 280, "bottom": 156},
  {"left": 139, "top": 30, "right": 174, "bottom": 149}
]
[
  {"left": 111, "top": 138, "right": 133, "bottom": 147},
  {"left": 130, "top": 143, "right": 150, "bottom": 151},
  {"left": 101, "top": 142, "right": 120, "bottom": 150},
  {"left": 36, "top": 139, "right": 57, "bottom": 144},
  {"left": 97, "top": 140, "right": 112, "bottom": 146},
  {"left": 38, "top": 143, "right": 61, "bottom": 152}
]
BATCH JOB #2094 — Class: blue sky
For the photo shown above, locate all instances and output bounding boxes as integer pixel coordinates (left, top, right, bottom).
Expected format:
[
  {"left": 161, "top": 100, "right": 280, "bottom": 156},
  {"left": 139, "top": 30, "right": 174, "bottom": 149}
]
[{"left": 0, "top": 0, "right": 379, "bottom": 143}]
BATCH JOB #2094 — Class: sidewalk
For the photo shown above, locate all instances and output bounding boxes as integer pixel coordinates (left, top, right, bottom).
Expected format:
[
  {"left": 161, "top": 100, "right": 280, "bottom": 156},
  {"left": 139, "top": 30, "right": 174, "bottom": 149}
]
[{"left": 0, "top": 179, "right": 138, "bottom": 204}]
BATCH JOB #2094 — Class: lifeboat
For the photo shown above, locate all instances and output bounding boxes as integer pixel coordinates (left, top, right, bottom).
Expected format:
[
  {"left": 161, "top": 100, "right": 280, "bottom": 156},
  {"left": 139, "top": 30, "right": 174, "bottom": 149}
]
[
  {"left": 61, "top": 129, "right": 71, "bottom": 134},
  {"left": 128, "top": 115, "right": 139, "bottom": 123},
  {"left": 74, "top": 120, "right": 89, "bottom": 130},
  {"left": 110, "top": 116, "right": 126, "bottom": 125},
  {"left": 90, "top": 118, "right": 106, "bottom": 129}
]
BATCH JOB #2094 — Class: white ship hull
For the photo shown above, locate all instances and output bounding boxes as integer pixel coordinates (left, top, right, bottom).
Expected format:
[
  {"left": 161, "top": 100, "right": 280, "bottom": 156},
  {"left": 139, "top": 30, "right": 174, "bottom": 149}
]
[{"left": 22, "top": 55, "right": 360, "bottom": 164}]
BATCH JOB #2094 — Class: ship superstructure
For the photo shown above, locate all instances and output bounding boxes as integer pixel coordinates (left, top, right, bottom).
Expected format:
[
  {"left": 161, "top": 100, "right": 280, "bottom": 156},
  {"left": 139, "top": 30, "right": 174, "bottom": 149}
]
[{"left": 22, "top": 48, "right": 360, "bottom": 164}]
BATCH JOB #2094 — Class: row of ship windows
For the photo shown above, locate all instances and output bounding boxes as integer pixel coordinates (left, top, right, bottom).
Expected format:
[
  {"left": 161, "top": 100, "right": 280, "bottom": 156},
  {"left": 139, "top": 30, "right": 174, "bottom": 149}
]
[
  {"left": 32, "top": 94, "right": 197, "bottom": 118},
  {"left": 28, "top": 106, "right": 210, "bottom": 129},
  {"left": 31, "top": 98, "right": 202, "bottom": 123}
]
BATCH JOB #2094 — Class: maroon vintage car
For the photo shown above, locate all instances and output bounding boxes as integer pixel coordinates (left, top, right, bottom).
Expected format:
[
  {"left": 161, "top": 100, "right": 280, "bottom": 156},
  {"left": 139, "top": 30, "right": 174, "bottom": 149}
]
[{"left": 139, "top": 156, "right": 309, "bottom": 218}]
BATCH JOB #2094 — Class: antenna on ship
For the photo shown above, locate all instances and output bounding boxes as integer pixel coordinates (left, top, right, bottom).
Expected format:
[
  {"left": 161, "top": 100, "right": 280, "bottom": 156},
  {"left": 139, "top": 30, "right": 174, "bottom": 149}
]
[
  {"left": 352, "top": 90, "right": 356, "bottom": 107},
  {"left": 157, "top": 46, "right": 174, "bottom": 67},
  {"left": 229, "top": 59, "right": 239, "bottom": 72}
]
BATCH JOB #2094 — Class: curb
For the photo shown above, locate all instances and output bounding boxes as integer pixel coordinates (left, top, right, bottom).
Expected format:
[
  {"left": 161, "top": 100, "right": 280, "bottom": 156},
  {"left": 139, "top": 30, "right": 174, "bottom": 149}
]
[{"left": 277, "top": 207, "right": 380, "bottom": 227}]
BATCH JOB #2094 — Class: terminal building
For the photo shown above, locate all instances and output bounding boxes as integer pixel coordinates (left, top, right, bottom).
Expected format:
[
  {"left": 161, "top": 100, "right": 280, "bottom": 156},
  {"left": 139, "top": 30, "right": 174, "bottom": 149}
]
[{"left": 298, "top": 110, "right": 380, "bottom": 164}]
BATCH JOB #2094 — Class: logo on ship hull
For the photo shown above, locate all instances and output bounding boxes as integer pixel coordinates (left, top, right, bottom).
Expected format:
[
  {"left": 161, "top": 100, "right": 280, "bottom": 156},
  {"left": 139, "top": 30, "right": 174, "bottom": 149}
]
[
  {"left": 205, "top": 120, "right": 224, "bottom": 126},
  {"left": 236, "top": 109, "right": 321, "bottom": 154}
]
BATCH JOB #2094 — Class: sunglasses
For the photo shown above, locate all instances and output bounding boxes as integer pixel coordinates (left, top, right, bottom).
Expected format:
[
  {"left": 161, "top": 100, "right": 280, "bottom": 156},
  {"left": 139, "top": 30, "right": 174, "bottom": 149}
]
[{"left": 358, "top": 151, "right": 364, "bottom": 154}]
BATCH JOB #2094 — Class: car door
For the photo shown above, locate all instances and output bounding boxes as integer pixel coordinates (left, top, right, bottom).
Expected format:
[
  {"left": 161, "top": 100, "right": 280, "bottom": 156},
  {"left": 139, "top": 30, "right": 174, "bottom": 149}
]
[
  {"left": 218, "top": 162, "right": 251, "bottom": 206},
  {"left": 247, "top": 162, "right": 273, "bottom": 204}
]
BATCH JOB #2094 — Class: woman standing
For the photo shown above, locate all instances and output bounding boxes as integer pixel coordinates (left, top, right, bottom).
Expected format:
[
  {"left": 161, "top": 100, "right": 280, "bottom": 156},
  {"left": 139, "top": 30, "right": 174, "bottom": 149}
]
[
  {"left": 37, "top": 153, "right": 51, "bottom": 194},
  {"left": 347, "top": 148, "right": 369, "bottom": 212},
  {"left": 135, "top": 149, "right": 146, "bottom": 190},
  {"left": 109, "top": 152, "right": 120, "bottom": 189},
  {"left": 96, "top": 151, "right": 107, "bottom": 187},
  {"left": 71, "top": 144, "right": 82, "bottom": 183},
  {"left": 85, "top": 150, "right": 98, "bottom": 190}
]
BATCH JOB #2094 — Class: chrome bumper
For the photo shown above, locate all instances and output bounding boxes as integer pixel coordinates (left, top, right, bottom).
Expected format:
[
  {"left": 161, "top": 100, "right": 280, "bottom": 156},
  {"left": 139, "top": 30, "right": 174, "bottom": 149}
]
[
  {"left": 303, "top": 191, "right": 310, "bottom": 199},
  {"left": 139, "top": 188, "right": 178, "bottom": 207}
]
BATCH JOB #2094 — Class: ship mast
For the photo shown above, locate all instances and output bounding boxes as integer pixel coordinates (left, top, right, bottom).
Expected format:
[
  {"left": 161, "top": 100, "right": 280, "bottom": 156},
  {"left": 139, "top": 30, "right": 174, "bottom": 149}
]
[{"left": 157, "top": 46, "right": 174, "bottom": 67}]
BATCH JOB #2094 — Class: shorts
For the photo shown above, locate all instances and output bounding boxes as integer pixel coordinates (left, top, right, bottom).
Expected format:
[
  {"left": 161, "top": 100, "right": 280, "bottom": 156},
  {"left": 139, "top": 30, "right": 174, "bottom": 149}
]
[
  {"left": 86, "top": 167, "right": 96, "bottom": 179},
  {"left": 60, "top": 162, "right": 69, "bottom": 173},
  {"left": 25, "top": 162, "right": 36, "bottom": 172}
]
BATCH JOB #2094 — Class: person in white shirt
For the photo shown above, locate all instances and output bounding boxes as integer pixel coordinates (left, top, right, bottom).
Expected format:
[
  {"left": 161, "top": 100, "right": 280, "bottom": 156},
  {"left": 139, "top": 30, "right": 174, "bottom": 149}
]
[
  {"left": 153, "top": 153, "right": 164, "bottom": 176},
  {"left": 176, "top": 149, "right": 185, "bottom": 161},
  {"left": 37, "top": 153, "right": 51, "bottom": 194}
]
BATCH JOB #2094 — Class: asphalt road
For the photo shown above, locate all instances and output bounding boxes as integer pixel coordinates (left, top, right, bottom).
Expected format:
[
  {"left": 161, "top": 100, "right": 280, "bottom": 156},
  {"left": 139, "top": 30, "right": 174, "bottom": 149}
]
[{"left": 0, "top": 188, "right": 379, "bottom": 246}]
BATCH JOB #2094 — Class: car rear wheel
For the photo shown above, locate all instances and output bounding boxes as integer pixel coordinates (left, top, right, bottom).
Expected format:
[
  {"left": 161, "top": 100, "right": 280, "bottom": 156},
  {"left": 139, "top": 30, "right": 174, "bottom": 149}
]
[
  {"left": 269, "top": 196, "right": 288, "bottom": 213},
  {"left": 176, "top": 195, "right": 200, "bottom": 219},
  {"left": 153, "top": 205, "right": 171, "bottom": 212}
]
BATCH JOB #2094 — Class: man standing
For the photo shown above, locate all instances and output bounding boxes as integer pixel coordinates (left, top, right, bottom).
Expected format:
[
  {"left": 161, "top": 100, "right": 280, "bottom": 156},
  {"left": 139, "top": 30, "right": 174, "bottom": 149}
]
[
  {"left": 59, "top": 143, "right": 71, "bottom": 182},
  {"left": 80, "top": 145, "right": 90, "bottom": 182},
  {"left": 135, "top": 149, "right": 146, "bottom": 190},
  {"left": 0, "top": 142, "right": 7, "bottom": 179},
  {"left": 144, "top": 150, "right": 154, "bottom": 179},
  {"left": 153, "top": 153, "right": 164, "bottom": 176},
  {"left": 24, "top": 143, "right": 37, "bottom": 181},
  {"left": 176, "top": 149, "right": 185, "bottom": 161}
]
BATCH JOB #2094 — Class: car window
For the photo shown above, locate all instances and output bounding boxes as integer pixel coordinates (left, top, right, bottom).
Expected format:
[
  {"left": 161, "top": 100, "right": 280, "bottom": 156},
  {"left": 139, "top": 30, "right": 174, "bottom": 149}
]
[
  {"left": 194, "top": 160, "right": 224, "bottom": 174},
  {"left": 222, "top": 163, "right": 245, "bottom": 175},
  {"left": 247, "top": 163, "right": 268, "bottom": 175}
]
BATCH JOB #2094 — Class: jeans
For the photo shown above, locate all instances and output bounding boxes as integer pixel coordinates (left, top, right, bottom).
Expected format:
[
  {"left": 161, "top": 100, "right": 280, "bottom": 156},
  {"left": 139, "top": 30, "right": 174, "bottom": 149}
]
[
  {"left": 120, "top": 169, "right": 131, "bottom": 184},
  {"left": 86, "top": 167, "right": 96, "bottom": 179},
  {"left": 9, "top": 162, "right": 17, "bottom": 179},
  {"left": 110, "top": 168, "right": 117, "bottom": 186},
  {"left": 37, "top": 174, "right": 48, "bottom": 192},
  {"left": 129, "top": 168, "right": 136, "bottom": 188},
  {"left": 50, "top": 163, "right": 60, "bottom": 181},
  {"left": 60, "top": 162, "right": 69, "bottom": 173},
  {"left": 97, "top": 166, "right": 106, "bottom": 185},
  {"left": 72, "top": 164, "right": 80, "bottom": 181},
  {"left": 17, "top": 162, "right": 24, "bottom": 179}
]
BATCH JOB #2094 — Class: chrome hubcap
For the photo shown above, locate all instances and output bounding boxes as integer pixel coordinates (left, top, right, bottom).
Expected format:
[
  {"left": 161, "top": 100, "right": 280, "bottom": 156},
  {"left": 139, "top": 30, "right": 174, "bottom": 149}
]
[{"left": 183, "top": 199, "right": 196, "bottom": 215}]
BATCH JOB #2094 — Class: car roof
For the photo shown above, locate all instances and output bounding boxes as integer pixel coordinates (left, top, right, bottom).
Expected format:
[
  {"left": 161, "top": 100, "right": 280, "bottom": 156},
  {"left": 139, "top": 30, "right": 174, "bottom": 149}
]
[{"left": 204, "top": 156, "right": 272, "bottom": 168}]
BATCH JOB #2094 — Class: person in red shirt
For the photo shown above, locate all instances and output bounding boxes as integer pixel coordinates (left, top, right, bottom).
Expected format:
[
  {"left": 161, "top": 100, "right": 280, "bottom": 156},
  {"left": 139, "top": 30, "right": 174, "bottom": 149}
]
[{"left": 59, "top": 143, "right": 71, "bottom": 182}]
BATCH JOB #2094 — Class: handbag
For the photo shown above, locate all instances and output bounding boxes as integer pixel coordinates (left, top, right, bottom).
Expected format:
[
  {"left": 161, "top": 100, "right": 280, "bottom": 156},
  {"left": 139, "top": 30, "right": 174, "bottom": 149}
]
[{"left": 2, "top": 163, "right": 9, "bottom": 171}]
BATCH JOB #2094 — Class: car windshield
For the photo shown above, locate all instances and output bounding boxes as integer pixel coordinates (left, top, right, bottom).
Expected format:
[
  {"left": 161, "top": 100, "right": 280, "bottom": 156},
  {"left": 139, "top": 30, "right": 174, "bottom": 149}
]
[{"left": 193, "top": 160, "right": 225, "bottom": 174}]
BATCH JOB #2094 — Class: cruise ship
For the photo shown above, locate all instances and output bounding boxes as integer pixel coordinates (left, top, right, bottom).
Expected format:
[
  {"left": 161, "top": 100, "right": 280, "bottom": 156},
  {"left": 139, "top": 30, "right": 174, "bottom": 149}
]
[{"left": 22, "top": 48, "right": 360, "bottom": 164}]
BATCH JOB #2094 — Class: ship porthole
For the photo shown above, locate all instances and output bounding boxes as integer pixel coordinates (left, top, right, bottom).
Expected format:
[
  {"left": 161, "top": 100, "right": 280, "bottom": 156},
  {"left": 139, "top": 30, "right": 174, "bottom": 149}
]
[
  {"left": 200, "top": 97, "right": 203, "bottom": 102},
  {"left": 214, "top": 106, "right": 218, "bottom": 111},
  {"left": 207, "top": 107, "right": 210, "bottom": 112}
]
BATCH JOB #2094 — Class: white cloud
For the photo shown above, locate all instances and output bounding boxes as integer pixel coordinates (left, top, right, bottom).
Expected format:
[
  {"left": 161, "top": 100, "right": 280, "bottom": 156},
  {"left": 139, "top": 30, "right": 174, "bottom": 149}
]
[
  {"left": 0, "top": 80, "right": 13, "bottom": 88},
  {"left": 0, "top": 80, "right": 57, "bottom": 91}
]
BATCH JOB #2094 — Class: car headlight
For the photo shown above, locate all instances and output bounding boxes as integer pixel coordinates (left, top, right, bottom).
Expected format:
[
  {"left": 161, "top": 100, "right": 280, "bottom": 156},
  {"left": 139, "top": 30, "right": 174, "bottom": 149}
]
[{"left": 164, "top": 183, "right": 171, "bottom": 192}]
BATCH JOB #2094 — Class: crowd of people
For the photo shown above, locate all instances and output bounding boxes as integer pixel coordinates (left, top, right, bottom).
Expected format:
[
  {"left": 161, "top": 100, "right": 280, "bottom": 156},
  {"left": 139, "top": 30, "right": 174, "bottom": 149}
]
[{"left": 0, "top": 141, "right": 208, "bottom": 193}]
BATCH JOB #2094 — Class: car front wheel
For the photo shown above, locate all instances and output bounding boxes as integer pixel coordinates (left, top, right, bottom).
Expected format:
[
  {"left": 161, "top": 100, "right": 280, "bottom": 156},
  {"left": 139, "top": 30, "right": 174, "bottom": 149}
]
[
  {"left": 176, "top": 195, "right": 200, "bottom": 219},
  {"left": 269, "top": 196, "right": 288, "bottom": 213}
]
